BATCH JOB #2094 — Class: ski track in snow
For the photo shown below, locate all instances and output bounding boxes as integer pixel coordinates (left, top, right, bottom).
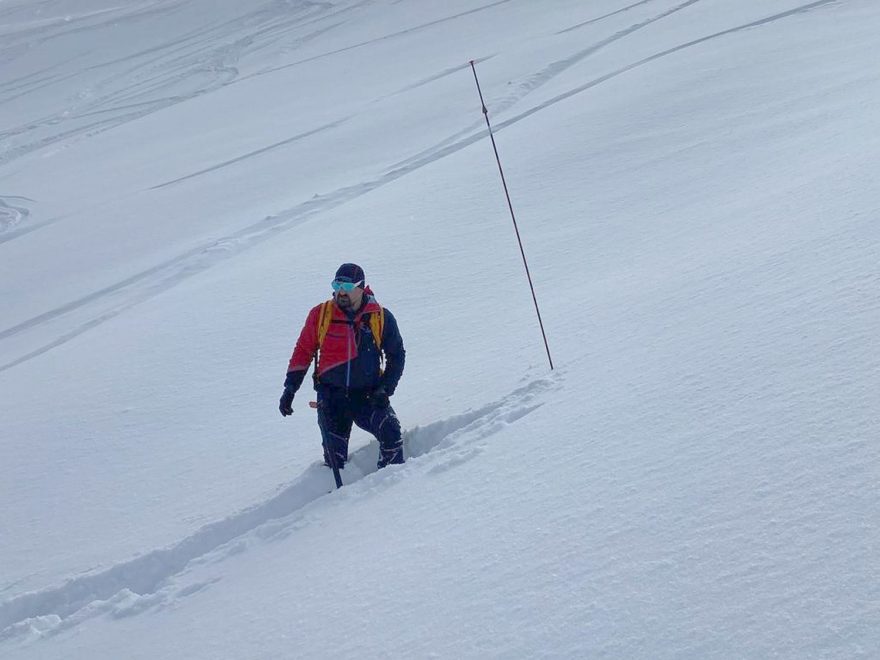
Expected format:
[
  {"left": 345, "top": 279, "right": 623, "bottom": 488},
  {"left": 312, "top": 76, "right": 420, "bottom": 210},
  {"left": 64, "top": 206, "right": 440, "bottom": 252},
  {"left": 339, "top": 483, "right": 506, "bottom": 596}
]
[
  {"left": 0, "top": 375, "right": 556, "bottom": 644},
  {"left": 0, "top": 0, "right": 838, "bottom": 374},
  {"left": 0, "top": 1, "right": 339, "bottom": 166},
  {"left": 0, "top": 195, "right": 32, "bottom": 233},
  {"left": 0, "top": 0, "right": 516, "bottom": 168},
  {"left": 490, "top": 0, "right": 704, "bottom": 117},
  {"left": 235, "top": 0, "right": 518, "bottom": 81},
  {"left": 489, "top": 0, "right": 841, "bottom": 136},
  {"left": 389, "top": 0, "right": 706, "bottom": 169},
  {"left": 148, "top": 115, "right": 352, "bottom": 190},
  {"left": 556, "top": 0, "right": 661, "bottom": 34}
]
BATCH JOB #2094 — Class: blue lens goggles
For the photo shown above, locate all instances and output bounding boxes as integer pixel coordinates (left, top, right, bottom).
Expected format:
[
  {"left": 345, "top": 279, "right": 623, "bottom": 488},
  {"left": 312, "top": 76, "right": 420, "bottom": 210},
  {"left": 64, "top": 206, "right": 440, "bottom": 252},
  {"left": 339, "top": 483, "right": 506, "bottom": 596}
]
[{"left": 331, "top": 278, "right": 363, "bottom": 292}]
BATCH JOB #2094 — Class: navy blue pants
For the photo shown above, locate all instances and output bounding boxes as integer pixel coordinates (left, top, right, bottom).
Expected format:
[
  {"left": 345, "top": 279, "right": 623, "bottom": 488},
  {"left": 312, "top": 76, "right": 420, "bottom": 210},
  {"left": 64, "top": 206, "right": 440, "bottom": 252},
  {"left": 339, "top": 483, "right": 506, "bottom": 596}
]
[{"left": 316, "top": 387, "right": 404, "bottom": 469}]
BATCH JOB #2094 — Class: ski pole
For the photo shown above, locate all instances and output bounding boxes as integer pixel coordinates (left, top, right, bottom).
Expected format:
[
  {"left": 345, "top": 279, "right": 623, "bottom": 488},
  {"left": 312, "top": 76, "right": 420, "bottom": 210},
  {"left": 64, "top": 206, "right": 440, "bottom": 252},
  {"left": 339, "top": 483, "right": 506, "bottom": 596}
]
[{"left": 469, "top": 59, "right": 554, "bottom": 370}]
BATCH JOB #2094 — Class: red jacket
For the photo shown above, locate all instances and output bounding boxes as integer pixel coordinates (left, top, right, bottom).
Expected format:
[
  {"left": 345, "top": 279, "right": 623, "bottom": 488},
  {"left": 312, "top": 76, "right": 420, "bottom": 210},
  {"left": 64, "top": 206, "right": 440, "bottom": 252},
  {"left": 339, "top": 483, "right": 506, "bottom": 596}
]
[{"left": 285, "top": 296, "right": 405, "bottom": 394}]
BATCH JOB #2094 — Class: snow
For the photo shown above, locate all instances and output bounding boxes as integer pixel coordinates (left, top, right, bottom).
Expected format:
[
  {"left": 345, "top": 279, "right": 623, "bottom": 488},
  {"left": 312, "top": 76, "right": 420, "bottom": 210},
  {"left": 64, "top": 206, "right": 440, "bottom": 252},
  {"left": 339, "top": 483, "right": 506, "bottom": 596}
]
[{"left": 1, "top": 0, "right": 879, "bottom": 657}]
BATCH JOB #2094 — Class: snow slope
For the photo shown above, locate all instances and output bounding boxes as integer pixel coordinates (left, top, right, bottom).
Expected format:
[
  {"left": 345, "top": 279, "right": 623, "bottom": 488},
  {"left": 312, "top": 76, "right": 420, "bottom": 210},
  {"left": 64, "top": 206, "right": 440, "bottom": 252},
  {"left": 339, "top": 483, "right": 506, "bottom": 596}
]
[{"left": 1, "top": 0, "right": 878, "bottom": 657}]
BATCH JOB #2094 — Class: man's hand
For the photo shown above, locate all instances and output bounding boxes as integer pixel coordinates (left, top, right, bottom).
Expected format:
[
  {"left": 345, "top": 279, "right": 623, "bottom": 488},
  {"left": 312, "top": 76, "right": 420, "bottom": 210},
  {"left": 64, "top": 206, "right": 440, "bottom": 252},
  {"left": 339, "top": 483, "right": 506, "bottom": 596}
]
[
  {"left": 371, "top": 387, "right": 390, "bottom": 409},
  {"left": 279, "top": 388, "right": 294, "bottom": 416}
]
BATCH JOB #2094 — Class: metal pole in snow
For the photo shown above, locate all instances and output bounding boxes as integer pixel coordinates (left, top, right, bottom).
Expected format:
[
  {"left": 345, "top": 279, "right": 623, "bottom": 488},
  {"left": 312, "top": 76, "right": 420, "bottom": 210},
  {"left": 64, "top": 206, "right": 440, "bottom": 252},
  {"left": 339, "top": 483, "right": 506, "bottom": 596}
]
[{"left": 469, "top": 59, "right": 554, "bottom": 371}]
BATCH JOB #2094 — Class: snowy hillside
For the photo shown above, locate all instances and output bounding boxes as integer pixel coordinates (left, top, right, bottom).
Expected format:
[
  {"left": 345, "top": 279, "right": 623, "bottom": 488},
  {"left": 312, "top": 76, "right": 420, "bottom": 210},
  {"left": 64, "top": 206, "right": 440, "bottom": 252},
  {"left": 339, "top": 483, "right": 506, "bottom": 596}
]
[{"left": 2, "top": 0, "right": 878, "bottom": 657}]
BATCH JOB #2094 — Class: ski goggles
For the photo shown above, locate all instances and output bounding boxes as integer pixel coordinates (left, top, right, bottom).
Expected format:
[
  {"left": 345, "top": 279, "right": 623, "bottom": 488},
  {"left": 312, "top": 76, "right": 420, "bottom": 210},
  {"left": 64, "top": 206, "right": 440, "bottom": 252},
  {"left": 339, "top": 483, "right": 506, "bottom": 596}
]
[{"left": 331, "top": 278, "right": 363, "bottom": 292}]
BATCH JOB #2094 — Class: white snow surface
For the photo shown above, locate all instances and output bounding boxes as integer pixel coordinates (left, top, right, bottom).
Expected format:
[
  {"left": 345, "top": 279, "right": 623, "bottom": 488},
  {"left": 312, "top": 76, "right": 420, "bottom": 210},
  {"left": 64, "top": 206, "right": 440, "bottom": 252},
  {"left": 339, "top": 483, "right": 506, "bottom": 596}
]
[{"left": 1, "top": 0, "right": 879, "bottom": 657}]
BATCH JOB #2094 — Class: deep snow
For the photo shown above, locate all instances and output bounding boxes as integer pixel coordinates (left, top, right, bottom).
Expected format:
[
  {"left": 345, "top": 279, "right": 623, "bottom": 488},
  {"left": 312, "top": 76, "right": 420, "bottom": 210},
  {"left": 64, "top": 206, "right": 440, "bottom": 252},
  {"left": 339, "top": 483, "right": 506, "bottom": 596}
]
[{"left": 1, "top": 0, "right": 879, "bottom": 657}]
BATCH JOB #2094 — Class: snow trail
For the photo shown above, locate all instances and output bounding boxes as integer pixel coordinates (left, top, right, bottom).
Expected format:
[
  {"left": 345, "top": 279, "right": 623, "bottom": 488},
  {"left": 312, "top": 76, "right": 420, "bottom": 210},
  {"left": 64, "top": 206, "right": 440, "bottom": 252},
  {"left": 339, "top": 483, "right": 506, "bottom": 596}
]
[{"left": 0, "top": 376, "right": 554, "bottom": 642}]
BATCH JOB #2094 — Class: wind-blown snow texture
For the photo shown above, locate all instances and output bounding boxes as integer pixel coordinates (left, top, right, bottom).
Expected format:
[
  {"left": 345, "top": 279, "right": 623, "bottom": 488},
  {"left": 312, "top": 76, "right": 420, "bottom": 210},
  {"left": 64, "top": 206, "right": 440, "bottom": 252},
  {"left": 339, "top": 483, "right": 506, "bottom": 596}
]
[{"left": 1, "top": 0, "right": 878, "bottom": 657}]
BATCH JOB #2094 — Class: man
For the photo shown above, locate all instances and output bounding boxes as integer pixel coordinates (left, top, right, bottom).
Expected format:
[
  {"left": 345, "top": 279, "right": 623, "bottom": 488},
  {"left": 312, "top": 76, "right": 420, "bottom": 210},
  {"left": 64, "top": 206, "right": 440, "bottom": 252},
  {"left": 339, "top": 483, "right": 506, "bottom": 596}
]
[{"left": 279, "top": 263, "right": 406, "bottom": 470}]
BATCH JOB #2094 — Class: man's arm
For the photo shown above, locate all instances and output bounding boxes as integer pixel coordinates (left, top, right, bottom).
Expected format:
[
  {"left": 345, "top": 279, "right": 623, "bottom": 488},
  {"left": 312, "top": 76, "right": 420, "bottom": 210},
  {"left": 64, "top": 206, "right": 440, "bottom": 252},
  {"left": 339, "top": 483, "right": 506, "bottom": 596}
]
[
  {"left": 284, "top": 304, "right": 321, "bottom": 395},
  {"left": 379, "top": 308, "right": 405, "bottom": 395}
]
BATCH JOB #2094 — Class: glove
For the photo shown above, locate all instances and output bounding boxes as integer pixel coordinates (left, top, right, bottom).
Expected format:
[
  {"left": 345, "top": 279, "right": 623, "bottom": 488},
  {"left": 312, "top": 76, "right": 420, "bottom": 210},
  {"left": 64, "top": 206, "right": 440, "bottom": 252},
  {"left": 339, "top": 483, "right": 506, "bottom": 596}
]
[
  {"left": 371, "top": 387, "right": 390, "bottom": 409},
  {"left": 279, "top": 388, "right": 294, "bottom": 416}
]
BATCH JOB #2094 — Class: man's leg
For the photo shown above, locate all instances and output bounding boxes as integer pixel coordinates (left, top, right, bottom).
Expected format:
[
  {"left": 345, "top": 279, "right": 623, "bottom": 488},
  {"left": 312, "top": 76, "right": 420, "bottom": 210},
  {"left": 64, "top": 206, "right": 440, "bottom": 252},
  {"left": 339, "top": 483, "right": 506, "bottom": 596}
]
[
  {"left": 317, "top": 389, "right": 353, "bottom": 468},
  {"left": 354, "top": 401, "right": 404, "bottom": 469}
]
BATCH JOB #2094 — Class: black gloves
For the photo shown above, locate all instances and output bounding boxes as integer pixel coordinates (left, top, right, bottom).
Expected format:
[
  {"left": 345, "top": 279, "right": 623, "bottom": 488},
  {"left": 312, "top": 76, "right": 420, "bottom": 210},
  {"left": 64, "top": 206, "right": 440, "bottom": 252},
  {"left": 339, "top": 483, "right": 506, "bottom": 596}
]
[
  {"left": 279, "top": 388, "right": 294, "bottom": 416},
  {"left": 371, "top": 387, "right": 390, "bottom": 409},
  {"left": 280, "top": 371, "right": 304, "bottom": 417}
]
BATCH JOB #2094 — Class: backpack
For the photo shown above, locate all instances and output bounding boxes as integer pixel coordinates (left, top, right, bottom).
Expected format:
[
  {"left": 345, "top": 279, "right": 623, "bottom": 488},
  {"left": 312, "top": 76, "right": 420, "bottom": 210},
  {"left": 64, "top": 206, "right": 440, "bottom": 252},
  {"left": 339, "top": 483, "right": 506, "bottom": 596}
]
[{"left": 313, "top": 298, "right": 385, "bottom": 380}]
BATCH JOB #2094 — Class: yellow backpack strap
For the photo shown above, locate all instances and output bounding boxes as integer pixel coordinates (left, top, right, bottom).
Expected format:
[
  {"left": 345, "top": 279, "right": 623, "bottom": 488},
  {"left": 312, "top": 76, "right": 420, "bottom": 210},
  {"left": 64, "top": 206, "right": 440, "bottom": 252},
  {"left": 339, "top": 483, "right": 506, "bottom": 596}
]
[
  {"left": 313, "top": 301, "right": 334, "bottom": 385},
  {"left": 369, "top": 305, "right": 385, "bottom": 375},
  {"left": 316, "top": 300, "right": 334, "bottom": 348},
  {"left": 369, "top": 305, "right": 385, "bottom": 351}
]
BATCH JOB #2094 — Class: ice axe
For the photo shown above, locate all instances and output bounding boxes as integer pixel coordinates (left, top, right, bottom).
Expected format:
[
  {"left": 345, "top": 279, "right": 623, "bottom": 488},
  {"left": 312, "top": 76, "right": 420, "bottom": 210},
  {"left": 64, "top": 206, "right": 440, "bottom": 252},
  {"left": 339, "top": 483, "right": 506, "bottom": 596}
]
[{"left": 312, "top": 400, "right": 343, "bottom": 489}]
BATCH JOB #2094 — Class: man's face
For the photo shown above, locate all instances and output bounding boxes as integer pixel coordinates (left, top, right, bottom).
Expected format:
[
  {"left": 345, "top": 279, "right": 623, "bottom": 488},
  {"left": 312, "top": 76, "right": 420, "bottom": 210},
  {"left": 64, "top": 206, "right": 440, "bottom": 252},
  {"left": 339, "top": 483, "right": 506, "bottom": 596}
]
[{"left": 332, "top": 279, "right": 364, "bottom": 310}]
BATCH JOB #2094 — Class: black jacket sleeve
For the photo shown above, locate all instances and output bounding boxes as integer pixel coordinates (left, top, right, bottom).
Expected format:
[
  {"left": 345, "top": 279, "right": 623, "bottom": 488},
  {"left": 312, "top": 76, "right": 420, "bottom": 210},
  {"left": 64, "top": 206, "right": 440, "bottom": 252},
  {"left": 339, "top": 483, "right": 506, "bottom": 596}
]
[
  {"left": 379, "top": 308, "right": 405, "bottom": 395},
  {"left": 284, "top": 369, "right": 306, "bottom": 395}
]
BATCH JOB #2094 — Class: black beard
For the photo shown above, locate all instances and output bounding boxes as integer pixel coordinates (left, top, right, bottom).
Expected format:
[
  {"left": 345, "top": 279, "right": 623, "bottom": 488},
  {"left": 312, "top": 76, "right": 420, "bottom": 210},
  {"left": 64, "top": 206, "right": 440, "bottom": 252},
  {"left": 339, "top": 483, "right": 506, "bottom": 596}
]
[{"left": 336, "top": 294, "right": 352, "bottom": 309}]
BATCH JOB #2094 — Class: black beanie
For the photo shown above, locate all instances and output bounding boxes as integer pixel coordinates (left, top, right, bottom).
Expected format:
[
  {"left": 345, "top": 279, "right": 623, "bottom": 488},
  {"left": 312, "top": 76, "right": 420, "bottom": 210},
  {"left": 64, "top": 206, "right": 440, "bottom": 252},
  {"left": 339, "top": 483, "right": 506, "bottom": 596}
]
[{"left": 335, "top": 263, "right": 365, "bottom": 284}]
